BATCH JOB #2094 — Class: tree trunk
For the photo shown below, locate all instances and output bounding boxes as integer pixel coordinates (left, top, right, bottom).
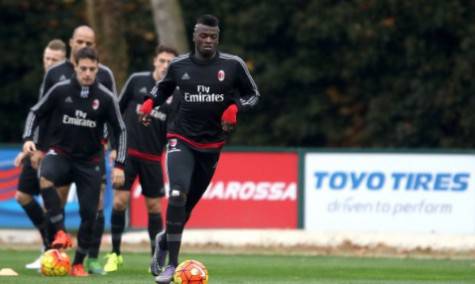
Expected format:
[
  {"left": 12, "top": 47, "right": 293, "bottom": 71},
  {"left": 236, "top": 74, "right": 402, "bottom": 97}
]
[
  {"left": 150, "top": 0, "right": 189, "bottom": 53},
  {"left": 85, "top": 0, "right": 128, "bottom": 90}
]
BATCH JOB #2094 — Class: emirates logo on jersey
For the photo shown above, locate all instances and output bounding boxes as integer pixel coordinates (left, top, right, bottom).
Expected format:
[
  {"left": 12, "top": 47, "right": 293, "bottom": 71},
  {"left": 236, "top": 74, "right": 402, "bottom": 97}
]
[
  {"left": 92, "top": 99, "right": 100, "bottom": 110},
  {"left": 217, "top": 70, "right": 225, "bottom": 82}
]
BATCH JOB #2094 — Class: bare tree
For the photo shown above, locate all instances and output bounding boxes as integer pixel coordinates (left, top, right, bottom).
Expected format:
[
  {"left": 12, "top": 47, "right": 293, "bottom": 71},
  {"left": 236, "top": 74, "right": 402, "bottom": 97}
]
[
  {"left": 150, "top": 0, "right": 188, "bottom": 53},
  {"left": 86, "top": 0, "right": 128, "bottom": 89}
]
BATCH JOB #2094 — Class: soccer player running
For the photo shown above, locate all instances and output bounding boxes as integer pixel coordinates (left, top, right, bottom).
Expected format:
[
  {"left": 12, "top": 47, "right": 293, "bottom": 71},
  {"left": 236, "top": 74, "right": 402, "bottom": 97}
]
[
  {"left": 140, "top": 15, "right": 260, "bottom": 284},
  {"left": 15, "top": 39, "right": 66, "bottom": 270},
  {"left": 22, "top": 47, "right": 127, "bottom": 277},
  {"left": 39, "top": 25, "right": 117, "bottom": 275},
  {"left": 103, "top": 45, "right": 178, "bottom": 273}
]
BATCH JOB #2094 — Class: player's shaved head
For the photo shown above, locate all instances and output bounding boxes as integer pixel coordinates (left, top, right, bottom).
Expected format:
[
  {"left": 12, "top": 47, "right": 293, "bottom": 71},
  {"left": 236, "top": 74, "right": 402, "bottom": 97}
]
[
  {"left": 72, "top": 25, "right": 95, "bottom": 40},
  {"left": 70, "top": 25, "right": 96, "bottom": 61}
]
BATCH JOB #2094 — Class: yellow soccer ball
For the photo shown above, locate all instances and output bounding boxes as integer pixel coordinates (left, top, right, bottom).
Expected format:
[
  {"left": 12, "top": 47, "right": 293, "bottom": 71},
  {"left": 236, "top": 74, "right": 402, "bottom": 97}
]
[{"left": 40, "top": 249, "right": 71, "bottom": 276}]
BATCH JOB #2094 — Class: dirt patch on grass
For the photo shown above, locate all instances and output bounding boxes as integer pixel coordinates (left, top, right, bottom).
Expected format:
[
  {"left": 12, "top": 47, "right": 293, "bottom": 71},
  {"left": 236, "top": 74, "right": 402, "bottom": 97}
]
[{"left": 2, "top": 230, "right": 475, "bottom": 260}]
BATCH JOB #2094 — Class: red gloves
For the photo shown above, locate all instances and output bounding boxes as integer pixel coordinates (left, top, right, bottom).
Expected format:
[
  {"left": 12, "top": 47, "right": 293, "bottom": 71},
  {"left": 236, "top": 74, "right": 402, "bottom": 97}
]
[
  {"left": 221, "top": 104, "right": 238, "bottom": 125},
  {"left": 140, "top": 99, "right": 154, "bottom": 115}
]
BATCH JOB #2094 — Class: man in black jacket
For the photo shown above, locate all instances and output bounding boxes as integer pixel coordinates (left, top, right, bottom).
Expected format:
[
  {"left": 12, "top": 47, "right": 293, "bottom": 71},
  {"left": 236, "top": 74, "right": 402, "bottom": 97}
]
[
  {"left": 38, "top": 25, "right": 117, "bottom": 275},
  {"left": 22, "top": 47, "right": 126, "bottom": 277},
  {"left": 141, "top": 15, "right": 260, "bottom": 284}
]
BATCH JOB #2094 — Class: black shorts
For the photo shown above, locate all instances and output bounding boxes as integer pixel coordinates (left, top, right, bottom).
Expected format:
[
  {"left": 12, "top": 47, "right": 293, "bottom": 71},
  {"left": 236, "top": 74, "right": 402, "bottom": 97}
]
[
  {"left": 120, "top": 157, "right": 165, "bottom": 198},
  {"left": 17, "top": 156, "right": 40, "bottom": 196},
  {"left": 40, "top": 153, "right": 102, "bottom": 199},
  {"left": 167, "top": 139, "right": 220, "bottom": 212}
]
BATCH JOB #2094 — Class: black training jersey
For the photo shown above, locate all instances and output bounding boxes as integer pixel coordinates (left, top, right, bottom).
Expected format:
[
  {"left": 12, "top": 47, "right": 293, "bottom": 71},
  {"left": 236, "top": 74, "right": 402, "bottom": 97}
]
[
  {"left": 23, "top": 77, "right": 126, "bottom": 166},
  {"left": 40, "top": 59, "right": 117, "bottom": 99},
  {"left": 35, "top": 59, "right": 117, "bottom": 150},
  {"left": 119, "top": 71, "right": 174, "bottom": 162},
  {"left": 149, "top": 51, "right": 259, "bottom": 151}
]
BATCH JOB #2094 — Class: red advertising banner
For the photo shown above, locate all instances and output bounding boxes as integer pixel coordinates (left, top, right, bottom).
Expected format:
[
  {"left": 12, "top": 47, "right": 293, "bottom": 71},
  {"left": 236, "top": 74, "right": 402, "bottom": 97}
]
[{"left": 130, "top": 152, "right": 298, "bottom": 229}]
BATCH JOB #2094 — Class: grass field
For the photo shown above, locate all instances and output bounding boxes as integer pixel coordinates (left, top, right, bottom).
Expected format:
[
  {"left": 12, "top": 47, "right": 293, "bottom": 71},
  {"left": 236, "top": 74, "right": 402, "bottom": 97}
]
[{"left": 0, "top": 249, "right": 474, "bottom": 283}]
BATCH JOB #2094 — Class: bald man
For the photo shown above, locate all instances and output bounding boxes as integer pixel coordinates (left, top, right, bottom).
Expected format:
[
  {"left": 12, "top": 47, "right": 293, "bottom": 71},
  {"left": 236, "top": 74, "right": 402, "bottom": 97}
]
[
  {"left": 41, "top": 26, "right": 116, "bottom": 95},
  {"left": 36, "top": 25, "right": 117, "bottom": 276}
]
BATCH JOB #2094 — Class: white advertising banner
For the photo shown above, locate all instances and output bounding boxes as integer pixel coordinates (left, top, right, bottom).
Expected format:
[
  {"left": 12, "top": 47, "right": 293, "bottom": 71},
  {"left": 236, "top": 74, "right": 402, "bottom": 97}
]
[{"left": 304, "top": 153, "right": 475, "bottom": 233}]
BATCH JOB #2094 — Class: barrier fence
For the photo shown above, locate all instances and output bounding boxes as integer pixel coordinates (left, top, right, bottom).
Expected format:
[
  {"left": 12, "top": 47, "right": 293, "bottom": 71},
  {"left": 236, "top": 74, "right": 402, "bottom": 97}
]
[{"left": 1, "top": 146, "right": 474, "bottom": 233}]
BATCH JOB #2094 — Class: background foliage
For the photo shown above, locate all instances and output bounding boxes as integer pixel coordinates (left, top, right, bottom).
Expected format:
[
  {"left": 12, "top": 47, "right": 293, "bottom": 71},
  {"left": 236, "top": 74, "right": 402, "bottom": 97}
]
[{"left": 1, "top": 0, "right": 475, "bottom": 148}]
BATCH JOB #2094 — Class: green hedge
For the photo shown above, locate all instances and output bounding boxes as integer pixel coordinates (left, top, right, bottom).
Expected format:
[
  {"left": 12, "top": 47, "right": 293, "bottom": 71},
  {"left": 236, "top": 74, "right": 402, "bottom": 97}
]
[{"left": 2, "top": 1, "right": 475, "bottom": 148}]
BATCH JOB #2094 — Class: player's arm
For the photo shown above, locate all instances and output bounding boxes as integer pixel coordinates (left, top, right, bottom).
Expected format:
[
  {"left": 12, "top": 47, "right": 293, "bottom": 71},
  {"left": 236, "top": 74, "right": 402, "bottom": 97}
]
[
  {"left": 118, "top": 74, "right": 136, "bottom": 114},
  {"left": 22, "top": 84, "right": 60, "bottom": 153},
  {"left": 234, "top": 56, "right": 260, "bottom": 111},
  {"left": 221, "top": 57, "right": 260, "bottom": 132},
  {"left": 157, "top": 93, "right": 177, "bottom": 121},
  {"left": 104, "top": 94, "right": 127, "bottom": 187},
  {"left": 107, "top": 74, "right": 135, "bottom": 151},
  {"left": 100, "top": 68, "right": 118, "bottom": 150},
  {"left": 139, "top": 65, "right": 177, "bottom": 122},
  {"left": 150, "top": 76, "right": 177, "bottom": 106},
  {"left": 38, "top": 68, "right": 55, "bottom": 100},
  {"left": 101, "top": 65, "right": 118, "bottom": 95}
]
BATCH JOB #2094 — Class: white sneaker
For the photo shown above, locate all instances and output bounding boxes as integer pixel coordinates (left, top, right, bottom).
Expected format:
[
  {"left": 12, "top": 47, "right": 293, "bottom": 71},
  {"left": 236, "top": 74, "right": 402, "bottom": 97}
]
[{"left": 25, "top": 255, "right": 42, "bottom": 269}]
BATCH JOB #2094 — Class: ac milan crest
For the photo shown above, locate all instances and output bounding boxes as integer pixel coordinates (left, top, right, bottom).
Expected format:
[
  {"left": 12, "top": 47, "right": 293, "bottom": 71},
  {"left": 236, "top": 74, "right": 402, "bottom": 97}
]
[
  {"left": 217, "top": 70, "right": 225, "bottom": 82},
  {"left": 92, "top": 99, "right": 100, "bottom": 110},
  {"left": 167, "top": 138, "right": 181, "bottom": 153},
  {"left": 169, "top": 139, "right": 178, "bottom": 148}
]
